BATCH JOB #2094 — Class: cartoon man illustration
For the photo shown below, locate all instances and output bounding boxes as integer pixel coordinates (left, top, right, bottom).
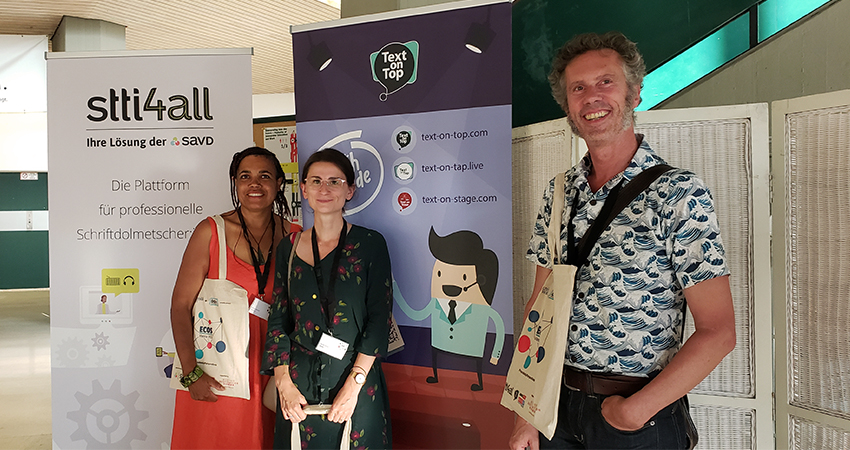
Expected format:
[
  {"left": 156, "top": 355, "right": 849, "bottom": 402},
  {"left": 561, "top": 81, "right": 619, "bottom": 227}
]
[{"left": 395, "top": 227, "right": 505, "bottom": 391}]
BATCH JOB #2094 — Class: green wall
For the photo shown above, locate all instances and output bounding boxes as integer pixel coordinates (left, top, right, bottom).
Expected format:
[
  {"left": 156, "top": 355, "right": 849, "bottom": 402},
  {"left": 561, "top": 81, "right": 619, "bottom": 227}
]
[{"left": 0, "top": 172, "right": 49, "bottom": 289}]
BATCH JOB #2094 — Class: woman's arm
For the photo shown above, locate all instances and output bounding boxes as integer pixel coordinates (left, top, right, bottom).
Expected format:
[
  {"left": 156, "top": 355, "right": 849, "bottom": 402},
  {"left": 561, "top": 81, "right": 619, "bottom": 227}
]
[
  {"left": 274, "top": 364, "right": 308, "bottom": 422},
  {"left": 328, "top": 353, "right": 376, "bottom": 423},
  {"left": 264, "top": 233, "right": 305, "bottom": 421},
  {"left": 329, "top": 231, "right": 392, "bottom": 423},
  {"left": 169, "top": 218, "right": 224, "bottom": 401},
  {"left": 353, "top": 232, "right": 393, "bottom": 356}
]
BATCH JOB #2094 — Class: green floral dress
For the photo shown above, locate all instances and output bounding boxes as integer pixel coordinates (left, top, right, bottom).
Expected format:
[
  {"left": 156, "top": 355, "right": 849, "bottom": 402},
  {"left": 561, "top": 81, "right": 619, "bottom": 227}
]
[{"left": 262, "top": 225, "right": 393, "bottom": 449}]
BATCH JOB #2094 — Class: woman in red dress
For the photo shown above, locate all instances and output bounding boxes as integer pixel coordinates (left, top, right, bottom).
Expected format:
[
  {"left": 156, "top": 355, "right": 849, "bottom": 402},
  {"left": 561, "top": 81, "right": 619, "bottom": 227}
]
[{"left": 170, "top": 147, "right": 298, "bottom": 449}]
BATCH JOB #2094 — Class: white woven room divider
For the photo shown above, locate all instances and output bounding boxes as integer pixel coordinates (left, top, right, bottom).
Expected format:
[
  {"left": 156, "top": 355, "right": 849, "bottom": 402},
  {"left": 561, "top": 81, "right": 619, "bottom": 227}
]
[
  {"left": 637, "top": 114, "right": 763, "bottom": 450},
  {"left": 773, "top": 92, "right": 850, "bottom": 449},
  {"left": 510, "top": 117, "right": 576, "bottom": 335},
  {"left": 637, "top": 119, "right": 754, "bottom": 399}
]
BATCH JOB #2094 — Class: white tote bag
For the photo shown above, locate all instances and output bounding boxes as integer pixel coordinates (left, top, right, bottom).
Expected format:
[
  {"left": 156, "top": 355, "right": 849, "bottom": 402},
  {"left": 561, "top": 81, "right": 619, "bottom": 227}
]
[
  {"left": 171, "top": 215, "right": 251, "bottom": 400},
  {"left": 501, "top": 173, "right": 577, "bottom": 439}
]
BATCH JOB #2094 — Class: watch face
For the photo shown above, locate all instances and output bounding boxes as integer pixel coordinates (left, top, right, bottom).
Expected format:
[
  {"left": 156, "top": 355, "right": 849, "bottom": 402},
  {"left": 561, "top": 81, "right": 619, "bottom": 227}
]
[{"left": 354, "top": 373, "right": 366, "bottom": 384}]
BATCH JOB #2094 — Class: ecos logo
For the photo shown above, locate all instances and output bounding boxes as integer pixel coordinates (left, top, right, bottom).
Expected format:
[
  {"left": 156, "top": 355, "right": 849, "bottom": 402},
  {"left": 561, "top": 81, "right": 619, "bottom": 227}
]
[
  {"left": 320, "top": 131, "right": 384, "bottom": 215},
  {"left": 370, "top": 41, "right": 419, "bottom": 101}
]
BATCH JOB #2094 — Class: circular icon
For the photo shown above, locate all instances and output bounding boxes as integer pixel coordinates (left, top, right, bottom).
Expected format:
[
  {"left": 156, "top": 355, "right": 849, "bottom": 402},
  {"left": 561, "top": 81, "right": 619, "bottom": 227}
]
[
  {"left": 216, "top": 341, "right": 226, "bottom": 353},
  {"left": 392, "top": 157, "right": 416, "bottom": 184},
  {"left": 528, "top": 310, "right": 540, "bottom": 323},
  {"left": 398, "top": 193, "right": 412, "bottom": 209},
  {"left": 536, "top": 347, "right": 545, "bottom": 362},
  {"left": 195, "top": 349, "right": 204, "bottom": 359},
  {"left": 391, "top": 125, "right": 418, "bottom": 154},
  {"left": 397, "top": 131, "right": 411, "bottom": 148},
  {"left": 392, "top": 187, "right": 417, "bottom": 216},
  {"left": 518, "top": 335, "right": 531, "bottom": 353}
]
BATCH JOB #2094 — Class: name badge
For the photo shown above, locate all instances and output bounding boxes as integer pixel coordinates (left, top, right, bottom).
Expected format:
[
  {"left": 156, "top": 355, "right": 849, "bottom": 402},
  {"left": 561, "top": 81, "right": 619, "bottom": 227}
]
[
  {"left": 316, "top": 333, "right": 349, "bottom": 360},
  {"left": 249, "top": 298, "right": 271, "bottom": 320}
]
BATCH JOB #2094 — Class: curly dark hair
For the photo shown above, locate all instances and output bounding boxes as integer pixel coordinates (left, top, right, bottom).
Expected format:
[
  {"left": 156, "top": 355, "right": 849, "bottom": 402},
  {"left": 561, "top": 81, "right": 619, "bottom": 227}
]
[
  {"left": 548, "top": 31, "right": 646, "bottom": 115},
  {"left": 228, "top": 146, "right": 291, "bottom": 218}
]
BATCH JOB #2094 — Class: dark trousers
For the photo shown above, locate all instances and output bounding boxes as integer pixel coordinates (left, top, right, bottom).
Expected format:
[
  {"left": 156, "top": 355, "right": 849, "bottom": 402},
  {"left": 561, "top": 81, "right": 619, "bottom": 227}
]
[{"left": 539, "top": 386, "right": 698, "bottom": 449}]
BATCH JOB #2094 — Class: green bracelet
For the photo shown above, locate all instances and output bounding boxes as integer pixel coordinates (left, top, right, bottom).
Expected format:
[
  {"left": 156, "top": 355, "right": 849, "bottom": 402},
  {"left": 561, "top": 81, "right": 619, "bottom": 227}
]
[{"left": 180, "top": 365, "right": 204, "bottom": 388}]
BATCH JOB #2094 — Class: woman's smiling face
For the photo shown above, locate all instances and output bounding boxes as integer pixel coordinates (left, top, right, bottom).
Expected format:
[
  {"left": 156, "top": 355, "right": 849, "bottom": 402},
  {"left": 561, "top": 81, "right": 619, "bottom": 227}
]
[{"left": 301, "top": 161, "right": 355, "bottom": 215}]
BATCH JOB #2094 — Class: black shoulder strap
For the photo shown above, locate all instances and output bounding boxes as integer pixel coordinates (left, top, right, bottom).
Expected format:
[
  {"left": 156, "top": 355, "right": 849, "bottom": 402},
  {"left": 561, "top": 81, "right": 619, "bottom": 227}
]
[{"left": 569, "top": 164, "right": 674, "bottom": 266}]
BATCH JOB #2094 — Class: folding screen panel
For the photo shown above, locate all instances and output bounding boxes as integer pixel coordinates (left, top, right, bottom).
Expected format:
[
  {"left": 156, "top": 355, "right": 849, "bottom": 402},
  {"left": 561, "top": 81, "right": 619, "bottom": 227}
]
[
  {"left": 637, "top": 104, "right": 772, "bottom": 449},
  {"left": 773, "top": 90, "right": 850, "bottom": 450}
]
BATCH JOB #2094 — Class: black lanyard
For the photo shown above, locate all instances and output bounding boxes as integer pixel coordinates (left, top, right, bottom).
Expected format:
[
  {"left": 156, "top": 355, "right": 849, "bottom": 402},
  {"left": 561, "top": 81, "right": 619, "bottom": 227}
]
[
  {"left": 310, "top": 220, "right": 347, "bottom": 333},
  {"left": 236, "top": 208, "right": 275, "bottom": 299}
]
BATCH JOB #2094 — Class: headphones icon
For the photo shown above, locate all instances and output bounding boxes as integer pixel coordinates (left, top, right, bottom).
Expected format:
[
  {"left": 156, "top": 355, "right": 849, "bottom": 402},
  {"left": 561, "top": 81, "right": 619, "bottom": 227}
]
[{"left": 123, "top": 275, "right": 135, "bottom": 286}]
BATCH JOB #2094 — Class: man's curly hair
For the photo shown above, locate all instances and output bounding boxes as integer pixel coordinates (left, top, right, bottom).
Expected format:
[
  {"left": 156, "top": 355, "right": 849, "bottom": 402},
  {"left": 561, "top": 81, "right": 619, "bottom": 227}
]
[{"left": 548, "top": 31, "right": 646, "bottom": 114}]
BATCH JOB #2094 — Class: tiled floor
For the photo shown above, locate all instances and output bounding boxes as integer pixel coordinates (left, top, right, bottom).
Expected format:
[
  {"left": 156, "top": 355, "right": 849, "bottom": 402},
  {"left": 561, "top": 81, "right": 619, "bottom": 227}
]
[{"left": 0, "top": 290, "right": 51, "bottom": 450}]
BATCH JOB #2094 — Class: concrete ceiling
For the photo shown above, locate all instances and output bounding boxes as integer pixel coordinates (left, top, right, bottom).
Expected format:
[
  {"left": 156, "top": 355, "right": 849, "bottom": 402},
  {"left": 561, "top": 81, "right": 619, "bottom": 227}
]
[{"left": 0, "top": 0, "right": 340, "bottom": 95}]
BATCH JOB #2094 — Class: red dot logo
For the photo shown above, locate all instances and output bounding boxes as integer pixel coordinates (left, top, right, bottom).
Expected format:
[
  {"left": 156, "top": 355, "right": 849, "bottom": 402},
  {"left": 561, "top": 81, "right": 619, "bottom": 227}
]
[{"left": 518, "top": 335, "right": 531, "bottom": 353}]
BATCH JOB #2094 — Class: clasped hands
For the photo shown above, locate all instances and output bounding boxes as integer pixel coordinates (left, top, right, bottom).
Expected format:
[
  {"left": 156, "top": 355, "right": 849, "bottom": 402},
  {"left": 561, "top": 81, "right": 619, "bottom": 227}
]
[{"left": 277, "top": 377, "right": 362, "bottom": 424}]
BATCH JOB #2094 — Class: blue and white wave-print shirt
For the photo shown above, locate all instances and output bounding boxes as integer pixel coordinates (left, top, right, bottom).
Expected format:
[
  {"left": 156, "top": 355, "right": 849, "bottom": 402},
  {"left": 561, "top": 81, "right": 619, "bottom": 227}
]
[{"left": 527, "top": 138, "right": 729, "bottom": 376}]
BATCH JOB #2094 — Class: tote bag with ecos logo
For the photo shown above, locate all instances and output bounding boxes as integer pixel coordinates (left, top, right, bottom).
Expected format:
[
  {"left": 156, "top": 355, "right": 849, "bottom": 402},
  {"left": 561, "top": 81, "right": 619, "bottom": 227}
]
[
  {"left": 500, "top": 173, "right": 576, "bottom": 439},
  {"left": 170, "top": 215, "right": 251, "bottom": 400}
]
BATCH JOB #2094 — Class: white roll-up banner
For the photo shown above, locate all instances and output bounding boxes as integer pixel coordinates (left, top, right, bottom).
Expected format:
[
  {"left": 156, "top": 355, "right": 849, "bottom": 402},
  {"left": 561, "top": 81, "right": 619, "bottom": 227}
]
[{"left": 47, "top": 48, "right": 253, "bottom": 448}]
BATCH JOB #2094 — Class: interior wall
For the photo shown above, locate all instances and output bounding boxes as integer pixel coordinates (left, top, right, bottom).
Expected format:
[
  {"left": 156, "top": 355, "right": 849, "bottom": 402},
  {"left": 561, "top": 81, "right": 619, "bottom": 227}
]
[
  {"left": 340, "top": 0, "right": 457, "bottom": 18},
  {"left": 659, "top": 0, "right": 850, "bottom": 110}
]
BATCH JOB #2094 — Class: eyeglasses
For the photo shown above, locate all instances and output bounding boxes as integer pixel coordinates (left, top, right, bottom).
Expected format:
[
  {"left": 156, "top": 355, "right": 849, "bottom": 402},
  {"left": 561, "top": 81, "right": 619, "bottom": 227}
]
[{"left": 305, "top": 177, "right": 346, "bottom": 189}]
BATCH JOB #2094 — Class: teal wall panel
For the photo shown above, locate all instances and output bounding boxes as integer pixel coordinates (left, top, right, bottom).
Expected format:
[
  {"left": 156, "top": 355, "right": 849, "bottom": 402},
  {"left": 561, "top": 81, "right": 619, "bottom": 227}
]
[
  {"left": 0, "top": 172, "right": 49, "bottom": 211},
  {"left": 0, "top": 231, "right": 49, "bottom": 289},
  {"left": 0, "top": 172, "right": 49, "bottom": 289},
  {"left": 512, "top": 0, "right": 760, "bottom": 127}
]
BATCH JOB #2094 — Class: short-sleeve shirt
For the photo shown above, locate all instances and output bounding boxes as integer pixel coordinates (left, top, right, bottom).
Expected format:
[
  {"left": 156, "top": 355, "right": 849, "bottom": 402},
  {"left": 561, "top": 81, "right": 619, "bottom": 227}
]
[{"left": 527, "top": 137, "right": 729, "bottom": 376}]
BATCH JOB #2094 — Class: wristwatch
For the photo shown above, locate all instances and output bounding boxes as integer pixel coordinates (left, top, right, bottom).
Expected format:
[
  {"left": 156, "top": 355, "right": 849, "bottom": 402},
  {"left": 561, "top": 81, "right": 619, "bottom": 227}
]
[
  {"left": 180, "top": 366, "right": 204, "bottom": 388},
  {"left": 351, "top": 370, "right": 366, "bottom": 385}
]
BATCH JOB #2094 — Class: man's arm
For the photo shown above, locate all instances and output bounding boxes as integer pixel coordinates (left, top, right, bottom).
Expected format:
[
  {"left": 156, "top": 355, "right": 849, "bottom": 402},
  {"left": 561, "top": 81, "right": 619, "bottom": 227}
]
[
  {"left": 600, "top": 274, "right": 736, "bottom": 430},
  {"left": 487, "top": 303, "right": 506, "bottom": 365}
]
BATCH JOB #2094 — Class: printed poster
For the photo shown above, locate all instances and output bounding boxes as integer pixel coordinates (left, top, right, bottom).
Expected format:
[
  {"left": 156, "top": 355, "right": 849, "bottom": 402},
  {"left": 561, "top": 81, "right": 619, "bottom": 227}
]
[
  {"left": 263, "top": 125, "right": 302, "bottom": 225},
  {"left": 292, "top": 1, "right": 513, "bottom": 447}
]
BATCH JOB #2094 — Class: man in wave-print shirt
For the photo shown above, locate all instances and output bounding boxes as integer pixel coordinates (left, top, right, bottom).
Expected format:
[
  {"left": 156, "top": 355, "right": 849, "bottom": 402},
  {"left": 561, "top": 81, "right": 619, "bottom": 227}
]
[{"left": 509, "top": 32, "right": 735, "bottom": 450}]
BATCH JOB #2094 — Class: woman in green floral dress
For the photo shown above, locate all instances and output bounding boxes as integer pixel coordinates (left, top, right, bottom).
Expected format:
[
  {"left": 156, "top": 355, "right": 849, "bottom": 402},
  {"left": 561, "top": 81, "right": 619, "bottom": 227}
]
[{"left": 262, "top": 148, "right": 393, "bottom": 449}]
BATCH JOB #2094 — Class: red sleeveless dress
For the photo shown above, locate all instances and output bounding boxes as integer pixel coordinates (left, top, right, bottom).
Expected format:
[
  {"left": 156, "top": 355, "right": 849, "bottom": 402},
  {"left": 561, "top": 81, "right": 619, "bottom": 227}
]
[{"left": 171, "top": 216, "right": 276, "bottom": 449}]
